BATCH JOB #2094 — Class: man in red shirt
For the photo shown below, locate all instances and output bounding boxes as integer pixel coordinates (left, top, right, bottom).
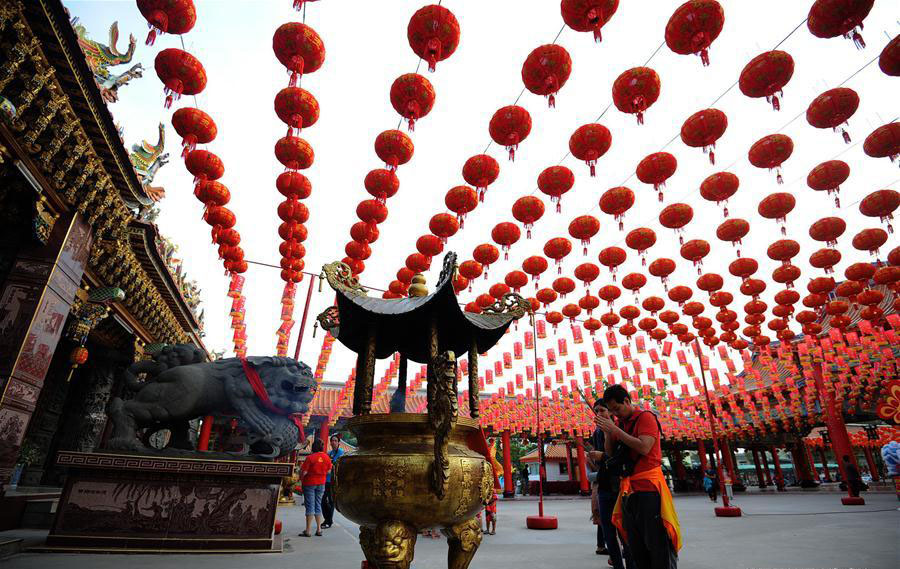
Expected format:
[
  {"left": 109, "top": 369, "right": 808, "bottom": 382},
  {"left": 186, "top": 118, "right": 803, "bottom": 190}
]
[{"left": 598, "top": 384, "right": 678, "bottom": 569}]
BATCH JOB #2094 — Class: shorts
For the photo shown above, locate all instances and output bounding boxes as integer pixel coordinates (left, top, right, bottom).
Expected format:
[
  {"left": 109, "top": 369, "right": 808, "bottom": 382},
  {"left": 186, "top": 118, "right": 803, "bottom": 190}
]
[{"left": 303, "top": 484, "right": 325, "bottom": 515}]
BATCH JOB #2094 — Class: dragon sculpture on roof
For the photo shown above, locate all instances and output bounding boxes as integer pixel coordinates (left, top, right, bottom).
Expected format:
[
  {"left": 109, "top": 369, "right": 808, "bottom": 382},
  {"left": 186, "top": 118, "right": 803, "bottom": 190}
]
[
  {"left": 129, "top": 123, "right": 169, "bottom": 201},
  {"left": 72, "top": 18, "right": 144, "bottom": 103}
]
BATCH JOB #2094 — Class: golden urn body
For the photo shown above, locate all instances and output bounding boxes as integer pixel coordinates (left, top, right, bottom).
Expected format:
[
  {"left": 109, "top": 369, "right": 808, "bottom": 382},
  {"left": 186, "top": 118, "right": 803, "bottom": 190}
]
[{"left": 334, "top": 413, "right": 492, "bottom": 569}]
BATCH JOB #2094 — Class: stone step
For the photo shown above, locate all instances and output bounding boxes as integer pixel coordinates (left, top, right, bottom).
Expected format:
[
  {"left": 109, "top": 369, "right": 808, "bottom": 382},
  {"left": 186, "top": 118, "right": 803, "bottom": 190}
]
[{"left": 0, "top": 539, "right": 24, "bottom": 559}]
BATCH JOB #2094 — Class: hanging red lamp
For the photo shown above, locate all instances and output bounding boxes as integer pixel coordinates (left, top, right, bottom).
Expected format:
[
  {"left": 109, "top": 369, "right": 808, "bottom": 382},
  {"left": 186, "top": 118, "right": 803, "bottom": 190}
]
[
  {"left": 274, "top": 87, "right": 320, "bottom": 135},
  {"left": 560, "top": 0, "right": 619, "bottom": 42},
  {"left": 807, "top": 0, "right": 873, "bottom": 49},
  {"left": 806, "top": 87, "right": 859, "bottom": 143},
  {"left": 611, "top": 67, "right": 660, "bottom": 124},
  {"left": 416, "top": 234, "right": 444, "bottom": 258},
  {"left": 489, "top": 105, "right": 532, "bottom": 161},
  {"left": 194, "top": 180, "right": 229, "bottom": 208},
  {"left": 185, "top": 149, "right": 224, "bottom": 184},
  {"left": 521, "top": 44, "right": 572, "bottom": 107},
  {"left": 137, "top": 0, "right": 196, "bottom": 46},
  {"left": 636, "top": 152, "right": 677, "bottom": 202},
  {"left": 273, "top": 22, "right": 325, "bottom": 86},
  {"left": 553, "top": 277, "right": 576, "bottom": 298},
  {"left": 154, "top": 48, "right": 206, "bottom": 108},
  {"left": 599, "top": 186, "right": 634, "bottom": 231},
  {"left": 491, "top": 222, "right": 521, "bottom": 260},
  {"left": 390, "top": 73, "right": 436, "bottom": 131},
  {"left": 275, "top": 135, "right": 314, "bottom": 170},
  {"left": 569, "top": 123, "right": 612, "bottom": 176},
  {"left": 462, "top": 154, "right": 500, "bottom": 202},
  {"left": 880, "top": 35, "right": 900, "bottom": 76},
  {"left": 574, "top": 263, "right": 600, "bottom": 295},
  {"left": 699, "top": 171, "right": 738, "bottom": 216},
  {"left": 716, "top": 218, "right": 750, "bottom": 256},
  {"left": 568, "top": 215, "right": 600, "bottom": 255},
  {"left": 624, "top": 227, "right": 656, "bottom": 265},
  {"left": 351, "top": 222, "right": 379, "bottom": 244},
  {"left": 445, "top": 185, "right": 478, "bottom": 228},
  {"left": 523, "top": 256, "right": 550, "bottom": 285},
  {"left": 658, "top": 203, "right": 693, "bottom": 244},
  {"left": 859, "top": 189, "right": 899, "bottom": 233},
  {"left": 429, "top": 213, "right": 459, "bottom": 243},
  {"left": 375, "top": 129, "right": 414, "bottom": 171},
  {"left": 598, "top": 246, "right": 626, "bottom": 281},
  {"left": 664, "top": 0, "right": 724, "bottom": 66},
  {"left": 537, "top": 166, "right": 575, "bottom": 213},
  {"left": 171, "top": 107, "right": 216, "bottom": 158},
  {"left": 739, "top": 50, "right": 794, "bottom": 111},
  {"left": 364, "top": 169, "right": 400, "bottom": 203},
  {"left": 680, "top": 108, "right": 727, "bottom": 164},
  {"left": 806, "top": 160, "right": 849, "bottom": 207},
  {"left": 648, "top": 257, "right": 676, "bottom": 290},
  {"left": 511, "top": 196, "right": 545, "bottom": 238},
  {"left": 505, "top": 270, "right": 529, "bottom": 292},
  {"left": 407, "top": 4, "right": 460, "bottom": 72},
  {"left": 863, "top": 122, "right": 900, "bottom": 164},
  {"left": 757, "top": 192, "right": 796, "bottom": 235},
  {"left": 357, "top": 199, "right": 388, "bottom": 228},
  {"left": 459, "top": 260, "right": 484, "bottom": 283},
  {"left": 748, "top": 134, "right": 793, "bottom": 184},
  {"left": 544, "top": 237, "right": 573, "bottom": 274},
  {"left": 808, "top": 217, "right": 849, "bottom": 249}
]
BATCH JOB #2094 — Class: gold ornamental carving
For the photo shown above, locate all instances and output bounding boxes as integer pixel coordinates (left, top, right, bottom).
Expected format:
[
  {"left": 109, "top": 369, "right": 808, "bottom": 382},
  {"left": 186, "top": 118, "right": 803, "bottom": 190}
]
[{"left": 322, "top": 260, "right": 367, "bottom": 296}]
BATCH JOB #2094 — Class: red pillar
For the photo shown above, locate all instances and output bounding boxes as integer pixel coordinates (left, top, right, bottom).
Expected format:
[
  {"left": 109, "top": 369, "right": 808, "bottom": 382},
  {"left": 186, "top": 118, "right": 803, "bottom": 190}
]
[
  {"left": 319, "top": 420, "right": 329, "bottom": 444},
  {"left": 673, "top": 450, "right": 688, "bottom": 482},
  {"left": 720, "top": 439, "right": 737, "bottom": 485},
  {"left": 770, "top": 446, "right": 785, "bottom": 491},
  {"left": 502, "top": 430, "right": 515, "bottom": 498},
  {"left": 575, "top": 436, "right": 590, "bottom": 496},
  {"left": 805, "top": 443, "right": 820, "bottom": 482},
  {"left": 863, "top": 447, "right": 880, "bottom": 482},
  {"left": 198, "top": 416, "right": 214, "bottom": 451},
  {"left": 790, "top": 443, "right": 816, "bottom": 486},
  {"left": 819, "top": 448, "right": 833, "bottom": 482},
  {"left": 752, "top": 449, "right": 766, "bottom": 488},
  {"left": 812, "top": 363, "right": 865, "bottom": 505},
  {"left": 761, "top": 451, "right": 774, "bottom": 486},
  {"left": 698, "top": 440, "right": 709, "bottom": 473}
]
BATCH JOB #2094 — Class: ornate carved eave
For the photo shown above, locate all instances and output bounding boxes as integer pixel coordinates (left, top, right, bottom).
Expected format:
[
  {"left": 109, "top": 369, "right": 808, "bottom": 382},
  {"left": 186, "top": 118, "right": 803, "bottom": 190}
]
[{"left": 21, "top": 0, "right": 152, "bottom": 207}]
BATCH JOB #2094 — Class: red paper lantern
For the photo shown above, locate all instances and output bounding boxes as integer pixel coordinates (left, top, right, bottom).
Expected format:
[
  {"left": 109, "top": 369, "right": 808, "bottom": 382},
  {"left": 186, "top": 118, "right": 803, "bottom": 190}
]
[
  {"left": 807, "top": 0, "right": 874, "bottom": 49},
  {"left": 664, "top": 0, "right": 725, "bottom": 66},
  {"left": 275, "top": 136, "right": 314, "bottom": 170},
  {"left": 598, "top": 285, "right": 621, "bottom": 307},
  {"left": 625, "top": 227, "right": 656, "bottom": 265},
  {"left": 658, "top": 203, "right": 693, "bottom": 244},
  {"left": 274, "top": 87, "right": 319, "bottom": 135},
  {"left": 729, "top": 257, "right": 758, "bottom": 280},
  {"left": 612, "top": 67, "right": 660, "bottom": 124},
  {"left": 489, "top": 105, "right": 532, "bottom": 161},
  {"left": 580, "top": 294, "right": 601, "bottom": 316},
  {"left": 453, "top": 274, "right": 469, "bottom": 294},
  {"left": 859, "top": 189, "right": 899, "bottom": 233},
  {"left": 185, "top": 149, "right": 224, "bottom": 184},
  {"left": 568, "top": 215, "right": 600, "bottom": 255},
  {"left": 852, "top": 228, "right": 888, "bottom": 257},
  {"left": 406, "top": 252, "right": 431, "bottom": 273},
  {"left": 757, "top": 192, "right": 796, "bottom": 235},
  {"left": 459, "top": 260, "right": 483, "bottom": 282},
  {"left": 491, "top": 222, "right": 521, "bottom": 260},
  {"left": 553, "top": 277, "right": 576, "bottom": 298},
  {"left": 806, "top": 87, "right": 859, "bottom": 143},
  {"left": 767, "top": 238, "right": 800, "bottom": 264},
  {"left": 351, "top": 222, "right": 379, "bottom": 244},
  {"left": 544, "top": 237, "right": 573, "bottom": 273},
  {"left": 601, "top": 312, "right": 621, "bottom": 329},
  {"left": 546, "top": 311, "right": 564, "bottom": 328},
  {"left": 536, "top": 288, "right": 558, "bottom": 306},
  {"left": 880, "top": 35, "right": 900, "bottom": 76},
  {"left": 276, "top": 172, "right": 311, "bottom": 201},
  {"left": 206, "top": 206, "right": 236, "bottom": 242},
  {"left": 473, "top": 244, "right": 500, "bottom": 277},
  {"left": 346, "top": 241, "right": 371, "bottom": 261},
  {"left": 390, "top": 73, "right": 435, "bottom": 131},
  {"left": 490, "top": 283, "right": 511, "bottom": 300},
  {"left": 537, "top": 166, "right": 575, "bottom": 212},
  {"left": 523, "top": 256, "right": 549, "bottom": 284},
  {"left": 863, "top": 122, "right": 900, "bottom": 163},
  {"left": 668, "top": 285, "right": 692, "bottom": 306},
  {"left": 716, "top": 218, "right": 750, "bottom": 255},
  {"left": 636, "top": 152, "right": 677, "bottom": 202},
  {"left": 681, "top": 108, "right": 727, "bottom": 164},
  {"left": 273, "top": 23, "right": 325, "bottom": 86},
  {"left": 137, "top": 0, "right": 196, "bottom": 45},
  {"left": 521, "top": 44, "right": 572, "bottom": 107},
  {"left": 808, "top": 217, "right": 846, "bottom": 247},
  {"left": 476, "top": 294, "right": 496, "bottom": 309},
  {"left": 809, "top": 248, "right": 842, "bottom": 274},
  {"left": 407, "top": 5, "right": 460, "bottom": 72},
  {"left": 622, "top": 273, "right": 648, "bottom": 299},
  {"left": 416, "top": 234, "right": 443, "bottom": 258},
  {"left": 278, "top": 222, "right": 307, "bottom": 242},
  {"left": 505, "top": 270, "right": 529, "bottom": 292},
  {"left": 748, "top": 134, "right": 793, "bottom": 184},
  {"left": 357, "top": 199, "right": 388, "bottom": 227},
  {"left": 697, "top": 273, "right": 724, "bottom": 294},
  {"left": 648, "top": 258, "right": 676, "bottom": 289},
  {"left": 599, "top": 186, "right": 634, "bottom": 231},
  {"left": 364, "top": 169, "right": 400, "bottom": 203},
  {"left": 699, "top": 171, "right": 739, "bottom": 217},
  {"left": 598, "top": 246, "right": 626, "bottom": 280},
  {"left": 375, "top": 130, "right": 414, "bottom": 170},
  {"left": 574, "top": 263, "right": 600, "bottom": 294},
  {"left": 806, "top": 160, "right": 849, "bottom": 207},
  {"left": 277, "top": 199, "right": 309, "bottom": 223},
  {"left": 511, "top": 196, "right": 545, "bottom": 238},
  {"left": 462, "top": 154, "right": 500, "bottom": 202},
  {"left": 560, "top": 0, "right": 619, "bottom": 42},
  {"left": 429, "top": 213, "right": 459, "bottom": 243},
  {"left": 194, "top": 180, "right": 229, "bottom": 207},
  {"left": 171, "top": 107, "right": 216, "bottom": 157},
  {"left": 465, "top": 302, "right": 482, "bottom": 314},
  {"left": 445, "top": 185, "right": 478, "bottom": 227},
  {"left": 154, "top": 48, "right": 206, "bottom": 108},
  {"left": 739, "top": 50, "right": 794, "bottom": 111},
  {"left": 569, "top": 123, "right": 612, "bottom": 176}
]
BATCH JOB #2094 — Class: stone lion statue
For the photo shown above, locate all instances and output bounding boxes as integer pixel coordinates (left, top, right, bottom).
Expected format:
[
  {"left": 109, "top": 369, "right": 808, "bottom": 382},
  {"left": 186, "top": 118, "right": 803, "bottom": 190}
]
[{"left": 107, "top": 344, "right": 316, "bottom": 459}]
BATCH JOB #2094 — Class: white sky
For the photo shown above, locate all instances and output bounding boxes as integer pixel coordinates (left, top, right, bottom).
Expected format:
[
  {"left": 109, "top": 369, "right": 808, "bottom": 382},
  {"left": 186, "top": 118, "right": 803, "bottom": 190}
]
[{"left": 67, "top": 1, "right": 898, "bottom": 399}]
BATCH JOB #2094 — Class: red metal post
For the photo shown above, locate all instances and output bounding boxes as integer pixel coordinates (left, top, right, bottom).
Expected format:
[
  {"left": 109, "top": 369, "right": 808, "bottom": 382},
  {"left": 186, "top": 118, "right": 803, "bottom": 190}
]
[
  {"left": 502, "top": 430, "right": 515, "bottom": 498},
  {"left": 575, "top": 436, "right": 590, "bottom": 495},
  {"left": 752, "top": 449, "right": 766, "bottom": 488},
  {"left": 770, "top": 446, "right": 785, "bottom": 491},
  {"left": 292, "top": 276, "right": 318, "bottom": 361},
  {"left": 819, "top": 448, "right": 833, "bottom": 482},
  {"left": 320, "top": 420, "right": 329, "bottom": 444},
  {"left": 197, "top": 416, "right": 214, "bottom": 451},
  {"left": 698, "top": 440, "right": 709, "bottom": 473}
]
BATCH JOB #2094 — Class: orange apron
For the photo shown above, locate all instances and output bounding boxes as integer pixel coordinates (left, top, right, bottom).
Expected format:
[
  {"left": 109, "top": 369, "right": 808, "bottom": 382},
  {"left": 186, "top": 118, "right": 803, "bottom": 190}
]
[{"left": 611, "top": 467, "right": 683, "bottom": 552}]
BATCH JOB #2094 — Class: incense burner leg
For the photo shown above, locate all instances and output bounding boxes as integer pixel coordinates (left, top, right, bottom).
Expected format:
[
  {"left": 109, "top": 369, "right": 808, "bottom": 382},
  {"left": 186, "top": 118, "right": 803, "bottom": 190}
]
[
  {"left": 443, "top": 517, "right": 483, "bottom": 569},
  {"left": 359, "top": 520, "right": 417, "bottom": 569}
]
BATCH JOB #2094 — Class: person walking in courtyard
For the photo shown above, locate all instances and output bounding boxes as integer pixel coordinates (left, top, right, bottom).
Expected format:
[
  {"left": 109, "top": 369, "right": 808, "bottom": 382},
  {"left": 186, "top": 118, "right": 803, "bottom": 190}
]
[
  {"left": 484, "top": 491, "right": 498, "bottom": 535},
  {"left": 299, "top": 438, "right": 332, "bottom": 537},
  {"left": 519, "top": 463, "right": 531, "bottom": 495},
  {"left": 599, "top": 385, "right": 682, "bottom": 569},
  {"left": 320, "top": 434, "right": 344, "bottom": 529},
  {"left": 703, "top": 469, "right": 718, "bottom": 502},
  {"left": 589, "top": 398, "right": 632, "bottom": 569},
  {"left": 843, "top": 455, "right": 865, "bottom": 497}
]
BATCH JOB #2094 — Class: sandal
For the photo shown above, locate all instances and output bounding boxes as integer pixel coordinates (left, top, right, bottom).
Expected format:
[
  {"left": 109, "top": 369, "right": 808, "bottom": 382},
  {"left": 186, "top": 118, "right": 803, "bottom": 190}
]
[
  {"left": 299, "top": 531, "right": 312, "bottom": 537},
  {"left": 315, "top": 531, "right": 323, "bottom": 536}
]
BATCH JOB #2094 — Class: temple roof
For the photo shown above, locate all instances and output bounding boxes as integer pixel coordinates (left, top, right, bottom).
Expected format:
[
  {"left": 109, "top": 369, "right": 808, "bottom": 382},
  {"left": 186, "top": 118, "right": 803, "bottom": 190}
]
[{"left": 320, "top": 252, "right": 529, "bottom": 363}]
